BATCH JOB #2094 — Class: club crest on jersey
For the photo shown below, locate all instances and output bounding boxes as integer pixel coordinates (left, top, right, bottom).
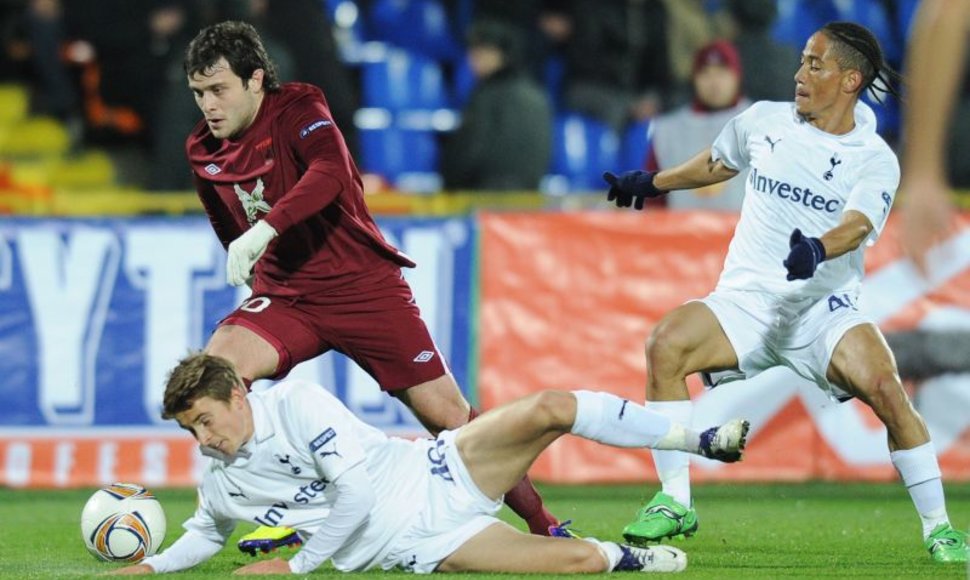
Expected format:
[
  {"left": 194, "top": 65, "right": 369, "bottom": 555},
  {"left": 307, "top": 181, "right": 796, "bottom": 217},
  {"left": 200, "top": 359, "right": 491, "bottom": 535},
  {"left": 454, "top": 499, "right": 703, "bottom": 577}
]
[
  {"left": 234, "top": 178, "right": 272, "bottom": 225},
  {"left": 299, "top": 119, "right": 332, "bottom": 139},
  {"left": 204, "top": 163, "right": 221, "bottom": 175},
  {"left": 823, "top": 153, "right": 842, "bottom": 181}
]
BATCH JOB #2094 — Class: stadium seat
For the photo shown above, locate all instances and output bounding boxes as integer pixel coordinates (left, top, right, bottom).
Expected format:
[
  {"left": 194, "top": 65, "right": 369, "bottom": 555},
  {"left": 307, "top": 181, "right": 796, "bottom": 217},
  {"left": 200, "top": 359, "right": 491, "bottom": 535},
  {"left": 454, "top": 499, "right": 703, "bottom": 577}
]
[
  {"left": 545, "top": 113, "right": 620, "bottom": 193},
  {"left": 356, "top": 108, "right": 440, "bottom": 191},
  {"left": 618, "top": 119, "right": 651, "bottom": 172},
  {"left": 773, "top": 0, "right": 838, "bottom": 48},
  {"left": 0, "top": 117, "right": 70, "bottom": 157},
  {"left": 0, "top": 84, "right": 29, "bottom": 126},
  {"left": 836, "top": 0, "right": 902, "bottom": 65},
  {"left": 361, "top": 48, "right": 449, "bottom": 110},
  {"left": 366, "top": 0, "right": 462, "bottom": 62}
]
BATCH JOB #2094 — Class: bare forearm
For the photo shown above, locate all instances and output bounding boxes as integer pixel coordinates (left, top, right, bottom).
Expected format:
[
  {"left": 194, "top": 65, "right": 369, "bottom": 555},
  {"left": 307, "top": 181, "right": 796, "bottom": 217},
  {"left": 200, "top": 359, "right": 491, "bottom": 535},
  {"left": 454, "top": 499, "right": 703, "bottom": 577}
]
[
  {"left": 902, "top": 0, "right": 970, "bottom": 180},
  {"left": 653, "top": 148, "right": 738, "bottom": 191},
  {"left": 819, "top": 211, "right": 872, "bottom": 259}
]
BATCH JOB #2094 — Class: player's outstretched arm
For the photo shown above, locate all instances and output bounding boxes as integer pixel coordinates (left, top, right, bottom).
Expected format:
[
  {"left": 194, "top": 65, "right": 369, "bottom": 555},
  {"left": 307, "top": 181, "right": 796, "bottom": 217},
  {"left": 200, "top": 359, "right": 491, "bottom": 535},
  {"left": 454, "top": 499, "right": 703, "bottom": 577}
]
[
  {"left": 654, "top": 148, "right": 739, "bottom": 192},
  {"left": 603, "top": 148, "right": 738, "bottom": 210}
]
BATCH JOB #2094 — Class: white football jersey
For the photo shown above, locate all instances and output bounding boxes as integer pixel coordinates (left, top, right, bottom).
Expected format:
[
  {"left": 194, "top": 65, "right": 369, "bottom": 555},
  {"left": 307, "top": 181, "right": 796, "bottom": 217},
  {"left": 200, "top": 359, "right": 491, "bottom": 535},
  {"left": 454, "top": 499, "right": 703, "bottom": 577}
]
[
  {"left": 710, "top": 100, "right": 899, "bottom": 299},
  {"left": 183, "top": 380, "right": 432, "bottom": 572}
]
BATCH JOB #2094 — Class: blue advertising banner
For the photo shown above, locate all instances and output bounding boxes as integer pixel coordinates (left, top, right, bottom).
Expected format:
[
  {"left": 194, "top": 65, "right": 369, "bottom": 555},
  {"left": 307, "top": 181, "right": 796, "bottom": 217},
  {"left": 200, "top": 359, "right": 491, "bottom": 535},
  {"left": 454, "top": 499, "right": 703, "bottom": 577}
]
[{"left": 0, "top": 216, "right": 473, "bottom": 481}]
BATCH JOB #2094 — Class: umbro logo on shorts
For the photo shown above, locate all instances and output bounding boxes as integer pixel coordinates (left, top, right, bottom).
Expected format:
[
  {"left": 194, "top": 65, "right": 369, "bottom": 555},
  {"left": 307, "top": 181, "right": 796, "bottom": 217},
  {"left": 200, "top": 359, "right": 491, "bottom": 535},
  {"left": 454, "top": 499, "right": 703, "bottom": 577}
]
[
  {"left": 413, "top": 350, "right": 435, "bottom": 363},
  {"left": 204, "top": 163, "right": 221, "bottom": 175}
]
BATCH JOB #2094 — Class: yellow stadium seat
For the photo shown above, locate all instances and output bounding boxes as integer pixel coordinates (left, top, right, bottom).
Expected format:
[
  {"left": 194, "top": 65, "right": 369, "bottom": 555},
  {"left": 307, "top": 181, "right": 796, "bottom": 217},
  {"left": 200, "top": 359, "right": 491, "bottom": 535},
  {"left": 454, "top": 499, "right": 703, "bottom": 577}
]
[
  {"left": 0, "top": 117, "right": 70, "bottom": 157},
  {"left": 0, "top": 84, "right": 29, "bottom": 126}
]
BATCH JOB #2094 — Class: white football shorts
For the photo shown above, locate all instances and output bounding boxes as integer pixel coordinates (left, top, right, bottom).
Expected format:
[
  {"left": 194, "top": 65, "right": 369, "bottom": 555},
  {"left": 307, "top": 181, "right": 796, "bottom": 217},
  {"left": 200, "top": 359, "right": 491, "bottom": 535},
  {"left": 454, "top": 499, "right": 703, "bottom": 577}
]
[
  {"left": 382, "top": 429, "right": 503, "bottom": 574},
  {"left": 697, "top": 287, "right": 873, "bottom": 401}
]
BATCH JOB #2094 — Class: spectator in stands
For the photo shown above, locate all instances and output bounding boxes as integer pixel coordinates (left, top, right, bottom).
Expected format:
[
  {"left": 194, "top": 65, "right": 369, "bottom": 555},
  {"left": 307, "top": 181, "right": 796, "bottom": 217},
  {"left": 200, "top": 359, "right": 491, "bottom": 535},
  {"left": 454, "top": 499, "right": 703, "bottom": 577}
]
[
  {"left": 660, "top": 0, "right": 733, "bottom": 105},
  {"left": 645, "top": 40, "right": 750, "bottom": 211},
  {"left": 726, "top": 0, "right": 798, "bottom": 103},
  {"left": 560, "top": 0, "right": 672, "bottom": 131},
  {"left": 440, "top": 18, "right": 552, "bottom": 191}
]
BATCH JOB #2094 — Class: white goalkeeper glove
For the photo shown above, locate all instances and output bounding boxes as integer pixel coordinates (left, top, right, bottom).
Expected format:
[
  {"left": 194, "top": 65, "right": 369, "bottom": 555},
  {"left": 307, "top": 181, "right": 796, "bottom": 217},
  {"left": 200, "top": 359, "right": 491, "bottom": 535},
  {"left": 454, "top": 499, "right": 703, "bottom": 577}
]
[{"left": 226, "top": 220, "right": 277, "bottom": 286}]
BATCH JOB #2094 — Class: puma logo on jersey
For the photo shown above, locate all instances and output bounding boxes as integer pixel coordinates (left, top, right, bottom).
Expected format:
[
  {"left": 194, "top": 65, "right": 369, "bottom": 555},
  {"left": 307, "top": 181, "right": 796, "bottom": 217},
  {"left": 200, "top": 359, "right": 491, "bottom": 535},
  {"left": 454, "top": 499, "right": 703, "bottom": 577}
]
[
  {"left": 823, "top": 153, "right": 842, "bottom": 181},
  {"left": 234, "top": 178, "right": 272, "bottom": 224},
  {"left": 764, "top": 135, "right": 781, "bottom": 152}
]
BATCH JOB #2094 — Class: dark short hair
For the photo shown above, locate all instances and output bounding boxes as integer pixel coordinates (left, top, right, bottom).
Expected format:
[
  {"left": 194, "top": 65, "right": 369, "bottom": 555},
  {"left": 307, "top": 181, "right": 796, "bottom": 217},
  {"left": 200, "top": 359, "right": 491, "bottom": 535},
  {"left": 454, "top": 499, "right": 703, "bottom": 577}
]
[
  {"left": 183, "top": 21, "right": 281, "bottom": 91},
  {"left": 820, "top": 21, "right": 902, "bottom": 102},
  {"left": 162, "top": 352, "right": 243, "bottom": 420}
]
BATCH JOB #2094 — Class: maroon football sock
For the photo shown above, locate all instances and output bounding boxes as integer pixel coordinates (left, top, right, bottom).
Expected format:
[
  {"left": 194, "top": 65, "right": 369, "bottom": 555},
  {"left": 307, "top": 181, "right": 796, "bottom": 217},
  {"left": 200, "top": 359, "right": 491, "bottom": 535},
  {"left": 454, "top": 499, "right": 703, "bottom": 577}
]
[{"left": 467, "top": 407, "right": 559, "bottom": 535}]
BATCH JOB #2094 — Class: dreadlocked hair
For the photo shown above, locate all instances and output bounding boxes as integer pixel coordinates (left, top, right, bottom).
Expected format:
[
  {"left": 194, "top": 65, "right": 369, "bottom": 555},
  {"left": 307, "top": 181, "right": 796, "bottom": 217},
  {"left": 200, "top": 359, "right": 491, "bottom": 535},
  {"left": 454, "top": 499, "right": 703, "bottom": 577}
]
[{"left": 820, "top": 21, "right": 903, "bottom": 104}]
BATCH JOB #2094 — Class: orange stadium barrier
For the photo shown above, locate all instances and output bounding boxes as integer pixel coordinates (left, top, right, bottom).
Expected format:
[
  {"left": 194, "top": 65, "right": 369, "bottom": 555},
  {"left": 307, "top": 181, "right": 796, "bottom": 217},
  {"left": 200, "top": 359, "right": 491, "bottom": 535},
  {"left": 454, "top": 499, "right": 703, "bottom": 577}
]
[
  {"left": 478, "top": 211, "right": 970, "bottom": 483},
  {"left": 0, "top": 433, "right": 200, "bottom": 488}
]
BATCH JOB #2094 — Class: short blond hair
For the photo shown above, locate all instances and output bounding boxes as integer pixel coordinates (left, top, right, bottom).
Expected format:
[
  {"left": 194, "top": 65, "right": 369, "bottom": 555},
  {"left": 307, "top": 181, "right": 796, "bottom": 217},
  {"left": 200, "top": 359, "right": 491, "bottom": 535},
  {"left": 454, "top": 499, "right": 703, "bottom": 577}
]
[{"left": 162, "top": 352, "right": 243, "bottom": 419}]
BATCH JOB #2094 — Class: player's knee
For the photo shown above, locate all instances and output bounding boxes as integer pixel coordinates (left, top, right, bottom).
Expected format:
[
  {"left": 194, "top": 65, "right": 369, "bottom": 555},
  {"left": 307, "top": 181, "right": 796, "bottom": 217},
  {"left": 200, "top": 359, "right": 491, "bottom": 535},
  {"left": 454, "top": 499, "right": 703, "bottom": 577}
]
[
  {"left": 646, "top": 322, "right": 690, "bottom": 374},
  {"left": 529, "top": 391, "right": 575, "bottom": 432},
  {"left": 859, "top": 372, "right": 909, "bottom": 417}
]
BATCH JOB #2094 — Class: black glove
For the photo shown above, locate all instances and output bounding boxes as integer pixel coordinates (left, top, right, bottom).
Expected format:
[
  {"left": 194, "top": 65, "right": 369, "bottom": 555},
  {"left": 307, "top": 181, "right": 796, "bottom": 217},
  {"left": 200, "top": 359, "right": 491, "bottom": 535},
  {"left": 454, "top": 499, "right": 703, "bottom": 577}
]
[
  {"left": 602, "top": 170, "right": 668, "bottom": 210},
  {"left": 783, "top": 228, "right": 826, "bottom": 281}
]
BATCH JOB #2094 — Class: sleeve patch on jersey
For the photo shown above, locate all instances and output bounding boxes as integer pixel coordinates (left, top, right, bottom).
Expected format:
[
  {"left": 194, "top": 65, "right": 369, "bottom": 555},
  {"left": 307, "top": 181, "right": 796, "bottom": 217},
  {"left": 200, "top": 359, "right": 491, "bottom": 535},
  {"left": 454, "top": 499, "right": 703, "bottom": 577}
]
[
  {"left": 309, "top": 427, "right": 337, "bottom": 452},
  {"left": 299, "top": 119, "right": 333, "bottom": 139}
]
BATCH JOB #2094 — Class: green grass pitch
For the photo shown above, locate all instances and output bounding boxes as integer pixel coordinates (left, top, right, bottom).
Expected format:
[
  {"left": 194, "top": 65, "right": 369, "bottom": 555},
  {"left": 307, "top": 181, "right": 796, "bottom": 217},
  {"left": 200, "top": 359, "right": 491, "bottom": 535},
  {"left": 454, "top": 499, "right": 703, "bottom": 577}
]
[{"left": 1, "top": 483, "right": 967, "bottom": 579}]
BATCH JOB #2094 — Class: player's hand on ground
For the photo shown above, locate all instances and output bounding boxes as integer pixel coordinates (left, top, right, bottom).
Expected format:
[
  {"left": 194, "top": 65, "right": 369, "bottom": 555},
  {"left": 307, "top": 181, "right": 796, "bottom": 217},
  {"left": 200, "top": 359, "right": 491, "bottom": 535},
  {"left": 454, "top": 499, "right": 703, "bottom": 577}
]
[
  {"left": 602, "top": 170, "right": 667, "bottom": 210},
  {"left": 226, "top": 220, "right": 277, "bottom": 286},
  {"left": 783, "top": 228, "right": 826, "bottom": 281},
  {"left": 233, "top": 557, "right": 292, "bottom": 575},
  {"left": 102, "top": 563, "right": 154, "bottom": 575}
]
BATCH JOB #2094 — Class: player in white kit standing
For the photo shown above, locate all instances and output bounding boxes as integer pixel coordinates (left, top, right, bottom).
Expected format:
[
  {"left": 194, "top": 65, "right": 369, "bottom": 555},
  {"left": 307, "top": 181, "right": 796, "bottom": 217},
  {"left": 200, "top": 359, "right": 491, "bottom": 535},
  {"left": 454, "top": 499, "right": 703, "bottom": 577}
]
[
  {"left": 108, "top": 352, "right": 751, "bottom": 575},
  {"left": 603, "top": 21, "right": 968, "bottom": 563}
]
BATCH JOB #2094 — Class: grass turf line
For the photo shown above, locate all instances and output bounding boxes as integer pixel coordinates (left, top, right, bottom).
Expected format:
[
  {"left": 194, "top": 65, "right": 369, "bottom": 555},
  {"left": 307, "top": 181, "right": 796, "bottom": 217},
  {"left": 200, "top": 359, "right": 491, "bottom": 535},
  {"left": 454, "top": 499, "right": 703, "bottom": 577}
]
[{"left": 0, "top": 482, "right": 966, "bottom": 579}]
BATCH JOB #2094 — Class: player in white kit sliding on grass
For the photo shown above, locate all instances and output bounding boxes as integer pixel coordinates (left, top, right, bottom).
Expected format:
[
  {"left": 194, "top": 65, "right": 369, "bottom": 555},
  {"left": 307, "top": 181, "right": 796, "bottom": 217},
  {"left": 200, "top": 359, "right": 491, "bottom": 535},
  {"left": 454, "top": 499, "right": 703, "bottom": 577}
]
[
  {"left": 109, "top": 352, "right": 749, "bottom": 575},
  {"left": 602, "top": 21, "right": 967, "bottom": 563}
]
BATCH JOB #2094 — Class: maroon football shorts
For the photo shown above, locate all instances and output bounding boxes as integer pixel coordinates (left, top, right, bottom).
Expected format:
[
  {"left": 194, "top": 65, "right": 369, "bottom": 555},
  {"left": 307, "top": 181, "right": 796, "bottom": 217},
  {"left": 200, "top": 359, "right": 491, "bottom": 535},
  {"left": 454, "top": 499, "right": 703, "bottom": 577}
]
[{"left": 218, "top": 275, "right": 449, "bottom": 392}]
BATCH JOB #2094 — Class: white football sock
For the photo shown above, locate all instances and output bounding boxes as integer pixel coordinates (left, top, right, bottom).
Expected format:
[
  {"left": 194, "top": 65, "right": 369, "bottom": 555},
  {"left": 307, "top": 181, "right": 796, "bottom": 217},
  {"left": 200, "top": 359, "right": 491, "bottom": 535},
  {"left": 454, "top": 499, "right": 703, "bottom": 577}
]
[
  {"left": 583, "top": 538, "right": 622, "bottom": 571},
  {"left": 571, "top": 390, "right": 679, "bottom": 448},
  {"left": 648, "top": 400, "right": 693, "bottom": 507},
  {"left": 890, "top": 441, "right": 949, "bottom": 538}
]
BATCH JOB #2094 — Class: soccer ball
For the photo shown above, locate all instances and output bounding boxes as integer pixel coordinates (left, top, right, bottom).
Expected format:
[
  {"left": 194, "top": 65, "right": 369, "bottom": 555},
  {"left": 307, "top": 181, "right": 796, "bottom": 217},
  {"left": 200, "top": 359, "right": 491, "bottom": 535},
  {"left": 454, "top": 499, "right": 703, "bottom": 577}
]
[{"left": 80, "top": 483, "right": 167, "bottom": 563}]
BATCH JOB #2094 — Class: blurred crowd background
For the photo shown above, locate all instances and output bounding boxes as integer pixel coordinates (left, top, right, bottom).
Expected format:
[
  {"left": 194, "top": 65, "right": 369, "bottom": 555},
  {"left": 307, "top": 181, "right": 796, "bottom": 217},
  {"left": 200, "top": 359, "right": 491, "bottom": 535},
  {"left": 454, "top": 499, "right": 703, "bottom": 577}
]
[{"left": 1, "top": 0, "right": 960, "bottom": 209}]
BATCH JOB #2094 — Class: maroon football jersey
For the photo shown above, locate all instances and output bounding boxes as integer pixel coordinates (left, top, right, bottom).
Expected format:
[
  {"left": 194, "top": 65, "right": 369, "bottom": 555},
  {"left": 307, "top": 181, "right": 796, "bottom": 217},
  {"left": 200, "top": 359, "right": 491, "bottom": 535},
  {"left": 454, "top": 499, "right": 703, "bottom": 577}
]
[{"left": 186, "top": 82, "right": 415, "bottom": 301}]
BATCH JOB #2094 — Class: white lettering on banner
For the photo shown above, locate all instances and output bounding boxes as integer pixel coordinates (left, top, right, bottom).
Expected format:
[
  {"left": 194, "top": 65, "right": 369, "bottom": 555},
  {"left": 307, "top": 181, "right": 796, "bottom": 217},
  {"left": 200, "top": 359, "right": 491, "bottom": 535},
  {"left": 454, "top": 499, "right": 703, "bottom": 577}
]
[
  {"left": 6, "top": 442, "right": 31, "bottom": 487},
  {"left": 142, "top": 441, "right": 168, "bottom": 486},
  {"left": 125, "top": 228, "right": 221, "bottom": 424},
  {"left": 54, "top": 442, "right": 76, "bottom": 486},
  {"left": 19, "top": 228, "right": 119, "bottom": 425},
  {"left": 98, "top": 441, "right": 118, "bottom": 483}
]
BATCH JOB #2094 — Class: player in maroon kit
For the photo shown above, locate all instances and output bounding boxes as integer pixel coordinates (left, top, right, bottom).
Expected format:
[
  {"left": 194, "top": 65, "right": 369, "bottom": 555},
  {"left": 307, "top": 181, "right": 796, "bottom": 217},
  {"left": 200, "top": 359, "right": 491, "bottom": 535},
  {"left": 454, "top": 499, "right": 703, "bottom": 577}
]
[{"left": 181, "top": 21, "right": 559, "bottom": 550}]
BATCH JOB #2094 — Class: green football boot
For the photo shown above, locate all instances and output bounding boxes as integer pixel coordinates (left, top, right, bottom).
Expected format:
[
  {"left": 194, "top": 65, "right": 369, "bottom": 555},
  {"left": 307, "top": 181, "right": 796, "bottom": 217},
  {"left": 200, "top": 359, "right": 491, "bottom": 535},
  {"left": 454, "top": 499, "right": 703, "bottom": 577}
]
[
  {"left": 924, "top": 523, "right": 968, "bottom": 563},
  {"left": 622, "top": 491, "right": 698, "bottom": 545}
]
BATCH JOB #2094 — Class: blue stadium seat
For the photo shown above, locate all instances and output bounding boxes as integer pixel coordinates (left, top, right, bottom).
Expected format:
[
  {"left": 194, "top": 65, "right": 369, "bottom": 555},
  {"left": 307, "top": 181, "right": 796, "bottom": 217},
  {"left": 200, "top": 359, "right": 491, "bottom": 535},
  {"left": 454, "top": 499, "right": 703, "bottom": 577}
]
[
  {"left": 773, "top": 0, "right": 838, "bottom": 48},
  {"left": 545, "top": 113, "right": 620, "bottom": 193},
  {"left": 836, "top": 0, "right": 902, "bottom": 65},
  {"left": 366, "top": 0, "right": 462, "bottom": 62},
  {"left": 618, "top": 119, "right": 651, "bottom": 172},
  {"left": 355, "top": 106, "right": 442, "bottom": 190},
  {"left": 361, "top": 48, "right": 448, "bottom": 110}
]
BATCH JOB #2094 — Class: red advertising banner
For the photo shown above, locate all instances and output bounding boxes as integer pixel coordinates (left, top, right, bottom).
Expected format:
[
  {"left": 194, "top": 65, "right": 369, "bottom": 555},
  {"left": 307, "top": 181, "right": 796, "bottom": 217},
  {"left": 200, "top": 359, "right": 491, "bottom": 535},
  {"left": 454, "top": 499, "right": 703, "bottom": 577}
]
[
  {"left": 0, "top": 432, "right": 200, "bottom": 488},
  {"left": 479, "top": 211, "right": 970, "bottom": 483}
]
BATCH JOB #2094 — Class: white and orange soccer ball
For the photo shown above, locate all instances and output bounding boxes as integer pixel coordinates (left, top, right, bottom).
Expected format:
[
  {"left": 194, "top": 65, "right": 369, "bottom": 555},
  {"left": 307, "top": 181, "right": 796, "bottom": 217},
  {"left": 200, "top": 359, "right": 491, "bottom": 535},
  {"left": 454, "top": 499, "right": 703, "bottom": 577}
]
[{"left": 80, "top": 483, "right": 167, "bottom": 562}]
